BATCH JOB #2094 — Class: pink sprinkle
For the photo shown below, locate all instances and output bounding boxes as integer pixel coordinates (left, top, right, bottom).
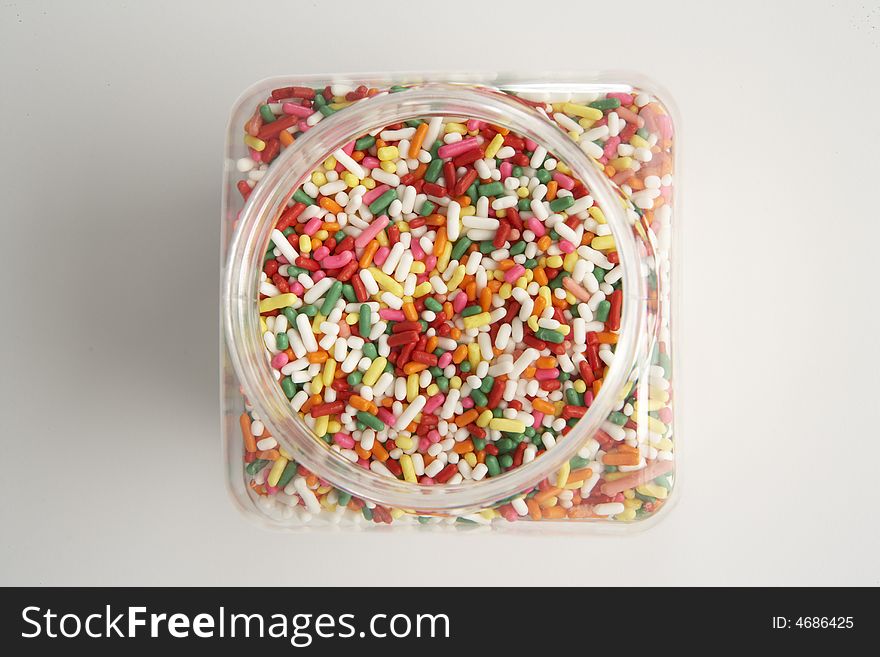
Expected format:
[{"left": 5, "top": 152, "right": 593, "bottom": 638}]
[
  {"left": 312, "top": 271, "right": 326, "bottom": 283},
  {"left": 615, "top": 105, "right": 644, "bottom": 128},
  {"left": 526, "top": 217, "right": 546, "bottom": 237},
  {"left": 248, "top": 147, "right": 262, "bottom": 162},
  {"left": 418, "top": 437, "right": 431, "bottom": 452},
  {"left": 603, "top": 136, "right": 621, "bottom": 159},
  {"left": 354, "top": 214, "right": 389, "bottom": 248},
  {"left": 410, "top": 239, "right": 425, "bottom": 260},
  {"left": 362, "top": 184, "right": 389, "bottom": 205},
  {"left": 535, "top": 368, "right": 559, "bottom": 381},
  {"left": 607, "top": 92, "right": 634, "bottom": 105},
  {"left": 500, "top": 162, "right": 512, "bottom": 179},
  {"left": 559, "top": 239, "right": 576, "bottom": 254},
  {"left": 357, "top": 458, "right": 370, "bottom": 469},
  {"left": 303, "top": 217, "right": 323, "bottom": 235},
  {"left": 452, "top": 291, "right": 468, "bottom": 312},
  {"left": 322, "top": 251, "right": 353, "bottom": 269},
  {"left": 420, "top": 476, "right": 435, "bottom": 485},
  {"left": 312, "top": 245, "right": 330, "bottom": 261},
  {"left": 427, "top": 430, "right": 441, "bottom": 444},
  {"left": 416, "top": 273, "right": 429, "bottom": 284},
  {"left": 553, "top": 172, "right": 575, "bottom": 190},
  {"left": 657, "top": 114, "right": 673, "bottom": 140},
  {"left": 333, "top": 433, "right": 355, "bottom": 449},
  {"left": 361, "top": 155, "right": 380, "bottom": 169},
  {"left": 531, "top": 412, "right": 544, "bottom": 429},
  {"left": 373, "top": 246, "right": 390, "bottom": 266},
  {"left": 500, "top": 506, "right": 517, "bottom": 522},
  {"left": 563, "top": 277, "right": 591, "bottom": 303},
  {"left": 437, "top": 137, "right": 480, "bottom": 159},
  {"left": 297, "top": 120, "right": 310, "bottom": 132},
  {"left": 423, "top": 394, "right": 445, "bottom": 414},
  {"left": 281, "top": 102, "right": 314, "bottom": 118},
  {"left": 466, "top": 119, "right": 484, "bottom": 131},
  {"left": 424, "top": 255, "right": 437, "bottom": 271},
  {"left": 504, "top": 264, "right": 525, "bottom": 283},
  {"left": 265, "top": 484, "right": 278, "bottom": 495},
  {"left": 460, "top": 397, "right": 475, "bottom": 410},
  {"left": 524, "top": 138, "right": 537, "bottom": 151},
  {"left": 379, "top": 308, "right": 405, "bottom": 321},
  {"left": 342, "top": 140, "right": 355, "bottom": 155},
  {"left": 338, "top": 322, "right": 350, "bottom": 338},
  {"left": 289, "top": 281, "right": 305, "bottom": 296},
  {"left": 438, "top": 353, "right": 452, "bottom": 368},
  {"left": 377, "top": 408, "right": 396, "bottom": 426},
  {"left": 271, "top": 352, "right": 289, "bottom": 369}
]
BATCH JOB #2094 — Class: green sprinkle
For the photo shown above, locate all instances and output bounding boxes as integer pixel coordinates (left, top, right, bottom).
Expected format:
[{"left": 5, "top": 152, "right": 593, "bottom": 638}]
[
  {"left": 299, "top": 304, "right": 318, "bottom": 317},
  {"left": 320, "top": 281, "right": 343, "bottom": 316},
  {"left": 436, "top": 377, "right": 449, "bottom": 392},
  {"left": 280, "top": 377, "right": 296, "bottom": 399},
  {"left": 362, "top": 342, "right": 378, "bottom": 360},
  {"left": 473, "top": 437, "right": 486, "bottom": 450},
  {"left": 359, "top": 304, "right": 371, "bottom": 337},
  {"left": 509, "top": 241, "right": 527, "bottom": 256},
  {"left": 341, "top": 283, "right": 357, "bottom": 303},
  {"left": 461, "top": 305, "right": 483, "bottom": 317},
  {"left": 424, "top": 158, "right": 443, "bottom": 183},
  {"left": 485, "top": 455, "right": 501, "bottom": 477},
  {"left": 357, "top": 411, "right": 384, "bottom": 431},
  {"left": 595, "top": 300, "right": 611, "bottom": 322},
  {"left": 495, "top": 438, "right": 515, "bottom": 453},
  {"left": 470, "top": 389, "right": 488, "bottom": 407},
  {"left": 276, "top": 332, "right": 289, "bottom": 350},
  {"left": 535, "top": 168, "right": 552, "bottom": 184},
  {"left": 282, "top": 307, "right": 298, "bottom": 325},
  {"left": 246, "top": 459, "right": 270, "bottom": 476},
  {"left": 609, "top": 412, "right": 628, "bottom": 426},
  {"left": 347, "top": 371, "right": 363, "bottom": 386},
  {"left": 354, "top": 135, "right": 375, "bottom": 151},
  {"left": 277, "top": 462, "right": 299, "bottom": 489},
  {"left": 459, "top": 360, "right": 471, "bottom": 373},
  {"left": 293, "top": 188, "right": 315, "bottom": 206},
  {"left": 450, "top": 236, "right": 472, "bottom": 261},
  {"left": 336, "top": 491, "right": 351, "bottom": 507},
  {"left": 477, "top": 181, "right": 504, "bottom": 197},
  {"left": 589, "top": 98, "right": 621, "bottom": 110},
  {"left": 498, "top": 454, "right": 513, "bottom": 469},
  {"left": 534, "top": 328, "right": 564, "bottom": 343},
  {"left": 479, "top": 376, "right": 495, "bottom": 393},
  {"left": 259, "top": 105, "right": 276, "bottom": 123},
  {"left": 424, "top": 297, "right": 443, "bottom": 312},
  {"left": 549, "top": 196, "right": 574, "bottom": 212},
  {"left": 368, "top": 189, "right": 397, "bottom": 215},
  {"left": 419, "top": 200, "right": 436, "bottom": 216},
  {"left": 569, "top": 456, "right": 590, "bottom": 470}
]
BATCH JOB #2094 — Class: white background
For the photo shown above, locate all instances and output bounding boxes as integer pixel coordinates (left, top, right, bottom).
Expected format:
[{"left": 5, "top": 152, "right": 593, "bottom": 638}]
[{"left": 2, "top": 0, "right": 878, "bottom": 586}]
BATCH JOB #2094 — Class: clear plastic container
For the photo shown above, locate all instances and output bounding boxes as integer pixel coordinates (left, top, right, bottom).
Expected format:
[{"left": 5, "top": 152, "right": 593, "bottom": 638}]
[{"left": 221, "top": 73, "right": 678, "bottom": 531}]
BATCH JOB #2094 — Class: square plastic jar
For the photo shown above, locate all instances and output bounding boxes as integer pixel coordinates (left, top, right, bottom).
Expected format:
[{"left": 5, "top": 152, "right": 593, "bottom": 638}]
[{"left": 221, "top": 73, "right": 678, "bottom": 531}]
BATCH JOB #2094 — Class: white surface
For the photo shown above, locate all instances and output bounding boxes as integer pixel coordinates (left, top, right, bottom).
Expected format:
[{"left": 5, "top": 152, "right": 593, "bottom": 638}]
[{"left": 1, "top": 0, "right": 879, "bottom": 586}]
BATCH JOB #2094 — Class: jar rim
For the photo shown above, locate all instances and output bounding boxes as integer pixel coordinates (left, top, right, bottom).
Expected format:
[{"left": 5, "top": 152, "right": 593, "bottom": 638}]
[{"left": 223, "top": 83, "right": 646, "bottom": 514}]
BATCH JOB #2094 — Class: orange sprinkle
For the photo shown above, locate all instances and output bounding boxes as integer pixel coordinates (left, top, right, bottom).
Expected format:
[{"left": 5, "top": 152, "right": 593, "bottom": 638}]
[
  {"left": 487, "top": 279, "right": 502, "bottom": 293},
  {"left": 453, "top": 439, "right": 474, "bottom": 454},
  {"left": 526, "top": 498, "right": 542, "bottom": 520},
  {"left": 546, "top": 180, "right": 558, "bottom": 201},
  {"left": 465, "top": 280, "right": 476, "bottom": 301},
  {"left": 536, "top": 356, "right": 556, "bottom": 368},
  {"left": 359, "top": 240, "right": 379, "bottom": 268},
  {"left": 532, "top": 295, "right": 547, "bottom": 318},
  {"left": 355, "top": 444, "right": 371, "bottom": 460},
  {"left": 543, "top": 506, "right": 566, "bottom": 519},
  {"left": 255, "top": 449, "right": 280, "bottom": 461},
  {"left": 278, "top": 130, "right": 294, "bottom": 147},
  {"left": 452, "top": 344, "right": 469, "bottom": 364},
  {"left": 531, "top": 398, "right": 556, "bottom": 415},
  {"left": 523, "top": 366, "right": 536, "bottom": 378},
  {"left": 409, "top": 122, "right": 429, "bottom": 158},
  {"left": 442, "top": 302, "right": 454, "bottom": 320},
  {"left": 351, "top": 150, "right": 365, "bottom": 162},
  {"left": 319, "top": 197, "right": 343, "bottom": 214},
  {"left": 596, "top": 332, "right": 618, "bottom": 344},
  {"left": 479, "top": 286, "right": 492, "bottom": 311},
  {"left": 425, "top": 336, "right": 438, "bottom": 352},
  {"left": 567, "top": 467, "right": 594, "bottom": 483},
  {"left": 349, "top": 395, "right": 373, "bottom": 412},
  {"left": 239, "top": 413, "right": 256, "bottom": 453},
  {"left": 533, "top": 486, "right": 562, "bottom": 505},
  {"left": 307, "top": 351, "right": 329, "bottom": 364},
  {"left": 371, "top": 441, "right": 389, "bottom": 462},
  {"left": 403, "top": 362, "right": 428, "bottom": 375},
  {"left": 403, "top": 302, "right": 419, "bottom": 322},
  {"left": 434, "top": 226, "right": 447, "bottom": 257},
  {"left": 449, "top": 327, "right": 461, "bottom": 340},
  {"left": 536, "top": 235, "right": 552, "bottom": 252},
  {"left": 456, "top": 409, "right": 479, "bottom": 427}
]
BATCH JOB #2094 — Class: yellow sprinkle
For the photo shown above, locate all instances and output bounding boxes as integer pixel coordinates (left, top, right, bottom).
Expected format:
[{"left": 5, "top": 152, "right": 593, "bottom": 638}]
[
  {"left": 309, "top": 376, "right": 323, "bottom": 396},
  {"left": 637, "top": 483, "right": 668, "bottom": 500},
  {"left": 380, "top": 160, "right": 396, "bottom": 173},
  {"left": 267, "top": 457, "right": 288, "bottom": 487},
  {"left": 279, "top": 446, "right": 292, "bottom": 460},
  {"left": 546, "top": 255, "right": 563, "bottom": 268},
  {"left": 400, "top": 454, "right": 417, "bottom": 482},
  {"left": 573, "top": 379, "right": 587, "bottom": 394},
  {"left": 591, "top": 235, "right": 616, "bottom": 251},
  {"left": 633, "top": 399, "right": 665, "bottom": 413},
  {"left": 464, "top": 452, "right": 477, "bottom": 468},
  {"left": 311, "top": 313, "right": 324, "bottom": 334},
  {"left": 460, "top": 204, "right": 476, "bottom": 216},
  {"left": 446, "top": 264, "right": 466, "bottom": 292},
  {"left": 377, "top": 146, "right": 399, "bottom": 161},
  {"left": 322, "top": 358, "right": 336, "bottom": 386},
  {"left": 313, "top": 415, "right": 329, "bottom": 437},
  {"left": 499, "top": 283, "right": 513, "bottom": 300},
  {"left": 463, "top": 311, "right": 492, "bottom": 329},
  {"left": 630, "top": 134, "right": 650, "bottom": 149},
  {"left": 362, "top": 357, "right": 387, "bottom": 386},
  {"left": 556, "top": 162, "right": 571, "bottom": 175},
  {"left": 345, "top": 312, "right": 358, "bottom": 325},
  {"left": 342, "top": 172, "right": 359, "bottom": 188},
  {"left": 445, "top": 122, "right": 467, "bottom": 134},
  {"left": 413, "top": 282, "right": 433, "bottom": 298},
  {"left": 243, "top": 134, "right": 265, "bottom": 151},
  {"left": 258, "top": 293, "right": 297, "bottom": 313},
  {"left": 516, "top": 186, "right": 530, "bottom": 199},
  {"left": 311, "top": 171, "right": 327, "bottom": 187},
  {"left": 425, "top": 383, "right": 440, "bottom": 397},
  {"left": 556, "top": 461, "right": 570, "bottom": 488},
  {"left": 410, "top": 261, "right": 426, "bottom": 274},
  {"left": 298, "top": 234, "right": 312, "bottom": 253},
  {"left": 645, "top": 416, "right": 668, "bottom": 435},
  {"left": 485, "top": 133, "right": 505, "bottom": 159},
  {"left": 589, "top": 206, "right": 606, "bottom": 224},
  {"left": 323, "top": 156, "right": 337, "bottom": 170},
  {"left": 476, "top": 409, "right": 494, "bottom": 428},
  {"left": 406, "top": 373, "right": 419, "bottom": 402},
  {"left": 327, "top": 420, "right": 341, "bottom": 434},
  {"left": 369, "top": 268, "right": 404, "bottom": 296},
  {"left": 362, "top": 177, "right": 376, "bottom": 190},
  {"left": 610, "top": 157, "right": 633, "bottom": 171},
  {"left": 467, "top": 342, "right": 481, "bottom": 369},
  {"left": 563, "top": 103, "right": 603, "bottom": 120},
  {"left": 390, "top": 507, "right": 405, "bottom": 519},
  {"left": 479, "top": 508, "right": 497, "bottom": 520},
  {"left": 527, "top": 316, "right": 539, "bottom": 332},
  {"left": 488, "top": 418, "right": 526, "bottom": 433},
  {"left": 449, "top": 375, "right": 462, "bottom": 390},
  {"left": 395, "top": 435, "right": 414, "bottom": 451}
]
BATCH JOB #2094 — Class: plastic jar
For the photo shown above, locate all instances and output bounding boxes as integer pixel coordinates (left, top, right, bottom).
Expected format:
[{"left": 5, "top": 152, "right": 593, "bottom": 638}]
[{"left": 221, "top": 74, "right": 678, "bottom": 530}]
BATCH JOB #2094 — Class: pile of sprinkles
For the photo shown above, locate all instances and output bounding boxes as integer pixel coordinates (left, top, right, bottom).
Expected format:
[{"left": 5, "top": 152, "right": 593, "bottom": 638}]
[{"left": 233, "top": 82, "right": 675, "bottom": 524}]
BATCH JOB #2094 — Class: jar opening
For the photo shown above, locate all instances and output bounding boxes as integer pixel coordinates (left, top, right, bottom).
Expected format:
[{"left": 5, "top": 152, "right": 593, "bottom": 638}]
[{"left": 224, "top": 84, "right": 646, "bottom": 514}]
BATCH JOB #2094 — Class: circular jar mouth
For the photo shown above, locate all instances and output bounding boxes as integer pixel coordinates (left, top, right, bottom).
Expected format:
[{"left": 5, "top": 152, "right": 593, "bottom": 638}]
[{"left": 224, "top": 83, "right": 646, "bottom": 515}]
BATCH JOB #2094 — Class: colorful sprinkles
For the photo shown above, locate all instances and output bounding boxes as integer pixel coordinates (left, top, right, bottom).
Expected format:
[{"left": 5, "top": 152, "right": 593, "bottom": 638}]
[{"left": 232, "top": 81, "right": 675, "bottom": 524}]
